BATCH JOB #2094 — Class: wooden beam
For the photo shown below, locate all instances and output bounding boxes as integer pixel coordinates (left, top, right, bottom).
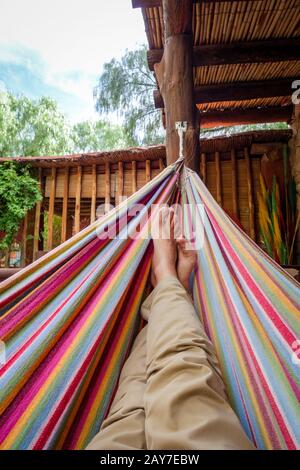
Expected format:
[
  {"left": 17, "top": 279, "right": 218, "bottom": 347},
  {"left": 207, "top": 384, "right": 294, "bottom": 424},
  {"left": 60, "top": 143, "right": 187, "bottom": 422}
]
[
  {"left": 155, "top": 0, "right": 199, "bottom": 170},
  {"left": 90, "top": 164, "right": 97, "bottom": 224},
  {"left": 133, "top": 0, "right": 239, "bottom": 7},
  {"left": 154, "top": 77, "right": 299, "bottom": 108},
  {"left": 244, "top": 147, "right": 255, "bottom": 240},
  {"left": 147, "top": 39, "right": 300, "bottom": 71},
  {"left": 215, "top": 151, "right": 222, "bottom": 206},
  {"left": 74, "top": 166, "right": 82, "bottom": 234},
  {"left": 47, "top": 167, "right": 56, "bottom": 251},
  {"left": 61, "top": 167, "right": 69, "bottom": 243},
  {"left": 231, "top": 149, "right": 238, "bottom": 219},
  {"left": 199, "top": 105, "right": 293, "bottom": 129},
  {"left": 0, "top": 268, "right": 22, "bottom": 281},
  {"left": 33, "top": 168, "right": 42, "bottom": 259}
]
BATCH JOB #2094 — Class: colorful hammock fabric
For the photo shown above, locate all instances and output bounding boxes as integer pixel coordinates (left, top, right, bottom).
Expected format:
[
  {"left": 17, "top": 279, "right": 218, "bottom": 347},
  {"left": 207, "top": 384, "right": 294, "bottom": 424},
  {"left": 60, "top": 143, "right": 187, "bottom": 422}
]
[{"left": 0, "top": 160, "right": 299, "bottom": 450}]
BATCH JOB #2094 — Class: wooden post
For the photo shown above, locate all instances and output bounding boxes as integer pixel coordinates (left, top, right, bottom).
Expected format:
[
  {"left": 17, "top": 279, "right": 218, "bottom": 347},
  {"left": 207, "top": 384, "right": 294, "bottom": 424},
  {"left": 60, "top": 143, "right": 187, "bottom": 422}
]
[
  {"left": 90, "top": 164, "right": 97, "bottom": 223},
  {"left": 154, "top": 0, "right": 199, "bottom": 170},
  {"left": 244, "top": 147, "right": 255, "bottom": 240},
  {"left": 74, "top": 166, "right": 82, "bottom": 234},
  {"left": 66, "top": 216, "right": 73, "bottom": 240},
  {"left": 231, "top": 149, "right": 238, "bottom": 218},
  {"left": 289, "top": 104, "right": 300, "bottom": 263},
  {"left": 145, "top": 159, "right": 151, "bottom": 182},
  {"left": 47, "top": 167, "right": 56, "bottom": 251},
  {"left": 215, "top": 151, "right": 222, "bottom": 206},
  {"left": 200, "top": 152, "right": 206, "bottom": 184},
  {"left": 61, "top": 167, "right": 69, "bottom": 243},
  {"left": 105, "top": 162, "right": 111, "bottom": 210},
  {"left": 21, "top": 213, "right": 28, "bottom": 268},
  {"left": 132, "top": 161, "right": 137, "bottom": 193},
  {"left": 33, "top": 168, "right": 42, "bottom": 259},
  {"left": 117, "top": 162, "right": 124, "bottom": 204}
]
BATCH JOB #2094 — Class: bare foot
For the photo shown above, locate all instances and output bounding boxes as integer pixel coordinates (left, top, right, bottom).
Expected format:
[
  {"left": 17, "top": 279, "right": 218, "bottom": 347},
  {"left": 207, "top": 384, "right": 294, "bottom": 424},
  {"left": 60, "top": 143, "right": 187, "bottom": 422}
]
[
  {"left": 176, "top": 237, "right": 197, "bottom": 292},
  {"left": 151, "top": 207, "right": 178, "bottom": 287}
]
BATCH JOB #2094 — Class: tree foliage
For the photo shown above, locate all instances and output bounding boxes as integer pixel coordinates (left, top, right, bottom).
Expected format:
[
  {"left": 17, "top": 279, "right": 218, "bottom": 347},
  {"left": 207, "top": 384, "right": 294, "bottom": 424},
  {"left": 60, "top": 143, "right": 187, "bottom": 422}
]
[
  {"left": 0, "top": 90, "right": 131, "bottom": 157},
  {"left": 0, "top": 92, "right": 72, "bottom": 157},
  {"left": 0, "top": 90, "right": 132, "bottom": 249},
  {"left": 71, "top": 120, "right": 129, "bottom": 153},
  {"left": 94, "top": 45, "right": 164, "bottom": 146},
  {"left": 0, "top": 162, "right": 42, "bottom": 250}
]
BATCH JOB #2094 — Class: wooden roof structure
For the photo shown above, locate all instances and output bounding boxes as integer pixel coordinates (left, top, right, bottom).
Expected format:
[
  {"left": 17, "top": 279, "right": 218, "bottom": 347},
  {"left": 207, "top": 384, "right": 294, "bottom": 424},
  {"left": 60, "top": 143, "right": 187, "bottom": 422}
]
[
  {"left": 0, "top": 129, "right": 291, "bottom": 167},
  {"left": 0, "top": 145, "right": 166, "bottom": 168},
  {"left": 133, "top": 0, "right": 300, "bottom": 128},
  {"left": 132, "top": 0, "right": 299, "bottom": 173}
]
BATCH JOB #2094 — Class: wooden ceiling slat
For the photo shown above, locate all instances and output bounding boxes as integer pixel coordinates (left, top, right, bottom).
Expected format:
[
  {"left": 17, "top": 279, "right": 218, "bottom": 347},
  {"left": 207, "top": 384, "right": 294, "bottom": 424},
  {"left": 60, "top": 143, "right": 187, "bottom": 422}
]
[
  {"left": 193, "top": 60, "right": 300, "bottom": 87},
  {"left": 144, "top": 1, "right": 300, "bottom": 48}
]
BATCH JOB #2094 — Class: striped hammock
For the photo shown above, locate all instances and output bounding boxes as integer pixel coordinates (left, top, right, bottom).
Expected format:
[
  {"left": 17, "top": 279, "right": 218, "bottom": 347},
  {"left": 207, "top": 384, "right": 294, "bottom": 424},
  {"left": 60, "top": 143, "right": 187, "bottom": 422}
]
[{"left": 0, "top": 160, "right": 299, "bottom": 450}]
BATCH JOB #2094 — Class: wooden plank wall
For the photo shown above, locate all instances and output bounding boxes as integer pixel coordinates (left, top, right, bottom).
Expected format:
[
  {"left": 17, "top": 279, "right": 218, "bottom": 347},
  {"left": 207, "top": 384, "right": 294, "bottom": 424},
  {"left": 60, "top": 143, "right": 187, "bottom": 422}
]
[
  {"left": 203, "top": 148, "right": 260, "bottom": 240},
  {"left": 37, "top": 159, "right": 164, "bottom": 254},
  {"left": 20, "top": 150, "right": 266, "bottom": 265}
]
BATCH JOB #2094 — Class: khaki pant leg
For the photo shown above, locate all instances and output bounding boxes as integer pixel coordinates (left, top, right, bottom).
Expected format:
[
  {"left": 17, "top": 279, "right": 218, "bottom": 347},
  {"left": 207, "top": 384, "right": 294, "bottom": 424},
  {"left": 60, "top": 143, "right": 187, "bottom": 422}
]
[
  {"left": 86, "top": 326, "right": 147, "bottom": 450},
  {"left": 141, "top": 276, "right": 254, "bottom": 450}
]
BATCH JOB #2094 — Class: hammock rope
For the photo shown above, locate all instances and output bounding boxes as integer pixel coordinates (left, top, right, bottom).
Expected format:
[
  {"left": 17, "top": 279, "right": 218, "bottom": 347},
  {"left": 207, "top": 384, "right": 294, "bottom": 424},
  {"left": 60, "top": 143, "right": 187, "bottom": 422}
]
[{"left": 0, "top": 160, "right": 299, "bottom": 450}]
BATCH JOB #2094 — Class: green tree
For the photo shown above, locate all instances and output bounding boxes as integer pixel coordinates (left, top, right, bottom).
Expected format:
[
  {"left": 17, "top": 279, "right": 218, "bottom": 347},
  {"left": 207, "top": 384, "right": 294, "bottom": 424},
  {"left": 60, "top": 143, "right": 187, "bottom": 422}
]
[
  {"left": 0, "top": 90, "right": 133, "bottom": 157},
  {"left": 71, "top": 120, "right": 130, "bottom": 153},
  {"left": 94, "top": 45, "right": 164, "bottom": 146},
  {"left": 0, "top": 91, "right": 72, "bottom": 157},
  {"left": 0, "top": 91, "right": 136, "bottom": 250},
  {"left": 0, "top": 162, "right": 42, "bottom": 249}
]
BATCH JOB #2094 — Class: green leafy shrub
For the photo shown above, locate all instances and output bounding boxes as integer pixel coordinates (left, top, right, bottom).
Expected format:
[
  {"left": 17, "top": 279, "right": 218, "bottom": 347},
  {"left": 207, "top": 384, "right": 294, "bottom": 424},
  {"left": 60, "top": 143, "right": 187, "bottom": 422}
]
[{"left": 0, "top": 162, "right": 42, "bottom": 250}]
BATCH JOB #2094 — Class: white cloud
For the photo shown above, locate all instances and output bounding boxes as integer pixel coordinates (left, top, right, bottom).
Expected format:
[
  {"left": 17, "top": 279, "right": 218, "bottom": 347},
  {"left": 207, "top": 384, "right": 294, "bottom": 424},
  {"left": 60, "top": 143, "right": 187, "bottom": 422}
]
[
  {"left": 0, "top": 0, "right": 147, "bottom": 122},
  {"left": 0, "top": 0, "right": 146, "bottom": 74}
]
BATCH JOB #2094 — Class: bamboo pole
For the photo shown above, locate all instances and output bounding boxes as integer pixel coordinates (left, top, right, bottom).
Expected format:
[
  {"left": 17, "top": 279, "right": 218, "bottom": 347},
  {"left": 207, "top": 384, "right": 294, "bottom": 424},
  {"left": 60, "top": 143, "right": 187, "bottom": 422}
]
[
  {"left": 146, "top": 159, "right": 151, "bottom": 182},
  {"left": 74, "top": 166, "right": 82, "bottom": 234},
  {"left": 200, "top": 152, "right": 207, "bottom": 184},
  {"left": 132, "top": 161, "right": 137, "bottom": 193},
  {"left": 47, "top": 167, "right": 56, "bottom": 251},
  {"left": 33, "top": 167, "right": 42, "bottom": 260},
  {"left": 215, "top": 151, "right": 222, "bottom": 205},
  {"left": 231, "top": 149, "right": 238, "bottom": 218},
  {"left": 244, "top": 147, "right": 255, "bottom": 240},
  {"left": 90, "top": 164, "right": 97, "bottom": 223},
  {"left": 61, "top": 167, "right": 69, "bottom": 243},
  {"left": 105, "top": 162, "right": 110, "bottom": 210}
]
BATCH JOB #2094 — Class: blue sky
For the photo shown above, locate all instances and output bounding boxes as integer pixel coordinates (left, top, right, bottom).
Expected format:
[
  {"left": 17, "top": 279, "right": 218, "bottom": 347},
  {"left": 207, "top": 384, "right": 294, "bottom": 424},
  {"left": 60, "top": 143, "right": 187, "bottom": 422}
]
[{"left": 0, "top": 0, "right": 147, "bottom": 122}]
